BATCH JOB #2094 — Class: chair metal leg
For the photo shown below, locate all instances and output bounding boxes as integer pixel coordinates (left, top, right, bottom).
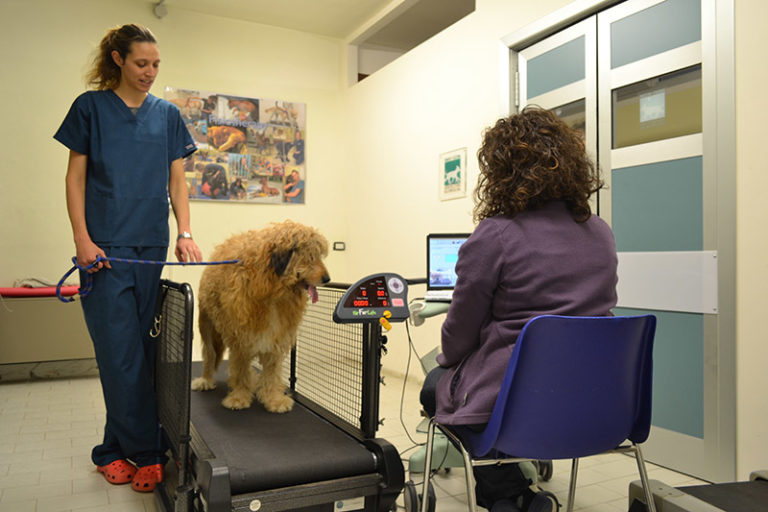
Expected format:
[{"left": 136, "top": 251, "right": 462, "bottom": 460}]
[
  {"left": 566, "top": 458, "right": 579, "bottom": 512},
  {"left": 456, "top": 438, "right": 478, "bottom": 512},
  {"left": 633, "top": 443, "right": 657, "bottom": 512},
  {"left": 421, "top": 420, "right": 436, "bottom": 512}
]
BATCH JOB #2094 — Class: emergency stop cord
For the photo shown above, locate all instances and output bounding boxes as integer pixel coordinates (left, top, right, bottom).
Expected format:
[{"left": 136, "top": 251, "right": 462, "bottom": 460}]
[{"left": 56, "top": 255, "right": 239, "bottom": 303}]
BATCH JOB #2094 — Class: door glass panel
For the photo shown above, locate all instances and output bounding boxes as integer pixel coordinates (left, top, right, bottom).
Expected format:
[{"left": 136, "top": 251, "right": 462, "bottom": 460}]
[
  {"left": 612, "top": 64, "right": 701, "bottom": 149},
  {"left": 610, "top": 0, "right": 701, "bottom": 69},
  {"left": 526, "top": 36, "right": 585, "bottom": 98},
  {"left": 612, "top": 156, "right": 703, "bottom": 251},
  {"left": 552, "top": 99, "right": 586, "bottom": 136},
  {"left": 614, "top": 307, "right": 703, "bottom": 439}
]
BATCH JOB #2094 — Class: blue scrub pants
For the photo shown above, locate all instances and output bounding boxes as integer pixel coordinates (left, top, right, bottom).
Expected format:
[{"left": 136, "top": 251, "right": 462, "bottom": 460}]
[{"left": 80, "top": 246, "right": 167, "bottom": 468}]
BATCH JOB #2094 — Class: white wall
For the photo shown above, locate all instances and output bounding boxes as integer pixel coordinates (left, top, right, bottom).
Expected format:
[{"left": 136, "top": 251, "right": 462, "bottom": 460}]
[
  {"left": 358, "top": 46, "right": 403, "bottom": 76},
  {"left": 734, "top": 0, "right": 768, "bottom": 481},
  {"left": 340, "top": 0, "right": 572, "bottom": 380}
]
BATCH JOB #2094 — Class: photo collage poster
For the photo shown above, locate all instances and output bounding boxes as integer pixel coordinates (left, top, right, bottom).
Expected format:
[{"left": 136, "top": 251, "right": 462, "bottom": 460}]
[{"left": 165, "top": 87, "right": 306, "bottom": 204}]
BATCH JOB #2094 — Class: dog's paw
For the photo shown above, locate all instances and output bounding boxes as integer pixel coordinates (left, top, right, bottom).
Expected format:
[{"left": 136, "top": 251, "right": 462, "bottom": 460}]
[
  {"left": 222, "top": 390, "right": 253, "bottom": 410},
  {"left": 191, "top": 377, "right": 216, "bottom": 391},
  {"left": 263, "top": 393, "right": 294, "bottom": 414}
]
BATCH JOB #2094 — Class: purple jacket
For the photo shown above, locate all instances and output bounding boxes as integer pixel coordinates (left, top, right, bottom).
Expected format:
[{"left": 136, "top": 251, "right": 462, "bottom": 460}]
[{"left": 435, "top": 201, "right": 618, "bottom": 425}]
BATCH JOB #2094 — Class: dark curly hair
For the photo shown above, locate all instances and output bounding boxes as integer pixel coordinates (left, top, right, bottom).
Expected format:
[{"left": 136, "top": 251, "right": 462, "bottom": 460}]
[
  {"left": 86, "top": 24, "right": 157, "bottom": 90},
  {"left": 473, "top": 106, "right": 602, "bottom": 223}
]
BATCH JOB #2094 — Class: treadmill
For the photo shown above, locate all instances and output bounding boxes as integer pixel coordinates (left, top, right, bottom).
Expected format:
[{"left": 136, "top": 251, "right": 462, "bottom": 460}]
[
  {"left": 152, "top": 275, "right": 409, "bottom": 512},
  {"left": 628, "top": 472, "right": 768, "bottom": 512}
]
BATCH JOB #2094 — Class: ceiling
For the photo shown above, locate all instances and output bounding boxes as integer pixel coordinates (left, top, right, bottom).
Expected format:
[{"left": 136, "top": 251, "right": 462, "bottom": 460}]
[{"left": 155, "top": 0, "right": 475, "bottom": 51}]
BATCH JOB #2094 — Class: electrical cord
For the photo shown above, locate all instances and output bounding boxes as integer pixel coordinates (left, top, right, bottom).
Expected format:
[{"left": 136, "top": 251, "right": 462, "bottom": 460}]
[
  {"left": 398, "top": 320, "right": 451, "bottom": 476},
  {"left": 398, "top": 320, "right": 425, "bottom": 447}
]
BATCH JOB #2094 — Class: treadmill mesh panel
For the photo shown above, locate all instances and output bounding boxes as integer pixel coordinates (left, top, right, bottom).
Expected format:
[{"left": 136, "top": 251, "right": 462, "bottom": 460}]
[
  {"left": 155, "top": 281, "right": 193, "bottom": 459},
  {"left": 282, "top": 286, "right": 365, "bottom": 432}
]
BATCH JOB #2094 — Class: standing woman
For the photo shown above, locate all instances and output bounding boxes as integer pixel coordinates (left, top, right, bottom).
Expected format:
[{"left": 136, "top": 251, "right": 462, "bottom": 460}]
[{"left": 54, "top": 24, "right": 202, "bottom": 492}]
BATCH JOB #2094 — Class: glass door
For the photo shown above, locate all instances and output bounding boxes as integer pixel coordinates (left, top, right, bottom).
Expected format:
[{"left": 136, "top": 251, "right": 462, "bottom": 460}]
[{"left": 513, "top": 0, "right": 734, "bottom": 482}]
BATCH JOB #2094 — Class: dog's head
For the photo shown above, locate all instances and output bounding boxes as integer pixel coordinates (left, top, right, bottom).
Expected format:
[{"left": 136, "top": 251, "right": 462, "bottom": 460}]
[{"left": 267, "top": 221, "right": 330, "bottom": 303}]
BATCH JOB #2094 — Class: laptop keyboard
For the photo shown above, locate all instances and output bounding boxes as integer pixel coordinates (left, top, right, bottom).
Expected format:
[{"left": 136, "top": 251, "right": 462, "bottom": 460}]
[{"left": 424, "top": 290, "right": 453, "bottom": 302}]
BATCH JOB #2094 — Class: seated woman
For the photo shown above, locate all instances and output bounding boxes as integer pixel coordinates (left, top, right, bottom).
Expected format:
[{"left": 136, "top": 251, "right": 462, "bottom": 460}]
[{"left": 420, "top": 106, "right": 618, "bottom": 512}]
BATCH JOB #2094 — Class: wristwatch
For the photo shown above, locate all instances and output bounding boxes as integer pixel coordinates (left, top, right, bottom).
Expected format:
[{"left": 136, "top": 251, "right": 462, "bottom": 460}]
[{"left": 177, "top": 231, "right": 193, "bottom": 241}]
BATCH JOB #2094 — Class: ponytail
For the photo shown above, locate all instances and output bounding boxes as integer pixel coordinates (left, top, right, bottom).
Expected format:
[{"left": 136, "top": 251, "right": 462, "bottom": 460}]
[{"left": 85, "top": 24, "right": 157, "bottom": 90}]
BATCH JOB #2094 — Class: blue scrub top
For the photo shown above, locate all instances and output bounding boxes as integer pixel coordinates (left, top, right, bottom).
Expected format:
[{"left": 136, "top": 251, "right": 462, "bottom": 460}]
[
  {"left": 288, "top": 179, "right": 305, "bottom": 203},
  {"left": 55, "top": 90, "right": 196, "bottom": 247}
]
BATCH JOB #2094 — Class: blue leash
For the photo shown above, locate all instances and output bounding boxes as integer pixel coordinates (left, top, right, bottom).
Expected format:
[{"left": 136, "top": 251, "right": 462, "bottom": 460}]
[{"left": 56, "top": 255, "right": 239, "bottom": 303}]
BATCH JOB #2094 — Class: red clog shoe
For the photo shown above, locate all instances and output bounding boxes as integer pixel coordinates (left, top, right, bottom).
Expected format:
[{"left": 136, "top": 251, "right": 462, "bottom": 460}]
[
  {"left": 131, "top": 463, "right": 164, "bottom": 492},
  {"left": 96, "top": 459, "right": 136, "bottom": 485}
]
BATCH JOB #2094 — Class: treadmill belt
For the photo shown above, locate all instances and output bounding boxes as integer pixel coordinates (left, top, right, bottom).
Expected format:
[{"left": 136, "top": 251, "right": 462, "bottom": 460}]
[
  {"left": 678, "top": 480, "right": 768, "bottom": 511},
  {"left": 190, "top": 362, "right": 378, "bottom": 495}
]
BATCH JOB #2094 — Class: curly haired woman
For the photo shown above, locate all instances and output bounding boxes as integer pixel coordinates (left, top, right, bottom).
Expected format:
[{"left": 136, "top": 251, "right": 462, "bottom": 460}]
[{"left": 420, "top": 106, "right": 618, "bottom": 512}]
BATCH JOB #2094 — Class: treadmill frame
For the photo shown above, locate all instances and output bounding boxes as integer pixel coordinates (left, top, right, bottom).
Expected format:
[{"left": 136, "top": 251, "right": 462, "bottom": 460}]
[{"left": 153, "top": 280, "right": 404, "bottom": 512}]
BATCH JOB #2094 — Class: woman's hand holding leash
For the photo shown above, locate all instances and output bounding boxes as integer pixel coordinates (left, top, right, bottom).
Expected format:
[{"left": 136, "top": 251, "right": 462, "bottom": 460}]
[{"left": 75, "top": 238, "right": 111, "bottom": 273}]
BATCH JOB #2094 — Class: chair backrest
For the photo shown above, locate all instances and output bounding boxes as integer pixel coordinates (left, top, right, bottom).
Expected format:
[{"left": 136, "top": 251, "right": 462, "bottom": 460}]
[{"left": 461, "top": 315, "right": 656, "bottom": 460}]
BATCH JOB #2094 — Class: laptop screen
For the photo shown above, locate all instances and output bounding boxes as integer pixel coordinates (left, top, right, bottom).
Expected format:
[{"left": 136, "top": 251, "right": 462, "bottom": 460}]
[{"left": 427, "top": 234, "right": 470, "bottom": 290}]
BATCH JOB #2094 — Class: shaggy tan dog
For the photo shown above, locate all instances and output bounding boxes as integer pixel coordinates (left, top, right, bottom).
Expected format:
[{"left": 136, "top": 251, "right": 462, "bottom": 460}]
[{"left": 191, "top": 220, "right": 330, "bottom": 412}]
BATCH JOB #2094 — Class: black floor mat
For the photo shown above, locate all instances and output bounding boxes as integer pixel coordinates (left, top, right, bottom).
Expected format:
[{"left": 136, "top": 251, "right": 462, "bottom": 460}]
[{"left": 679, "top": 480, "right": 768, "bottom": 512}]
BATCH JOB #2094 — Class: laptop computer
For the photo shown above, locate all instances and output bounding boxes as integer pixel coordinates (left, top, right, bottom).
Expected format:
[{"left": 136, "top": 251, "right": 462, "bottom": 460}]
[{"left": 424, "top": 233, "right": 470, "bottom": 302}]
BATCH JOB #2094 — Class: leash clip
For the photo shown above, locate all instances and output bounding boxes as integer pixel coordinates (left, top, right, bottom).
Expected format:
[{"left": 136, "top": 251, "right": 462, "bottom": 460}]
[{"left": 149, "top": 314, "right": 162, "bottom": 338}]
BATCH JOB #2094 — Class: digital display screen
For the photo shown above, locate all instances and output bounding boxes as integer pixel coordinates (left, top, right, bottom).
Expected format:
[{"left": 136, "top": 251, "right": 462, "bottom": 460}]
[{"left": 343, "top": 277, "right": 390, "bottom": 308}]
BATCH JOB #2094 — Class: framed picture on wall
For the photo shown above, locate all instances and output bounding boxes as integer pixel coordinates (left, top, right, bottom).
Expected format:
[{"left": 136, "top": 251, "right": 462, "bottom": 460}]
[
  {"left": 165, "top": 87, "right": 307, "bottom": 205},
  {"left": 439, "top": 148, "right": 467, "bottom": 201}
]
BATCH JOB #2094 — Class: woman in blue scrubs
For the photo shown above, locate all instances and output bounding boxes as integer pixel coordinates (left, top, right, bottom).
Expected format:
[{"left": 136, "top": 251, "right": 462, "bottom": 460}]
[{"left": 54, "top": 24, "right": 202, "bottom": 493}]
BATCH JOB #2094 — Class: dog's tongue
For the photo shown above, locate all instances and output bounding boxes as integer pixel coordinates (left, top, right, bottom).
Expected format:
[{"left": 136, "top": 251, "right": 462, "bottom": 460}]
[{"left": 308, "top": 285, "right": 319, "bottom": 304}]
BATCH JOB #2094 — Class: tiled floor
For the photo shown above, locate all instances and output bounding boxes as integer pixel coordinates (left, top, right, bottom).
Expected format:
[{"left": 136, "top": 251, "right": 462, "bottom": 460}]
[{"left": 0, "top": 370, "right": 708, "bottom": 512}]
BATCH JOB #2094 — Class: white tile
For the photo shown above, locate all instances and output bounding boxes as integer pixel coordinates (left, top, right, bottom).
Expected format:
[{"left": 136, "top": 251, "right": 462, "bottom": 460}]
[
  {"left": 0, "top": 480, "right": 71, "bottom": 503},
  {"left": 0, "top": 449, "right": 43, "bottom": 465},
  {"left": 591, "top": 455, "right": 645, "bottom": 479},
  {"left": 596, "top": 474, "right": 640, "bottom": 496},
  {"left": 44, "top": 444, "right": 87, "bottom": 460},
  {"left": 14, "top": 437, "right": 72, "bottom": 454},
  {"left": 565, "top": 482, "right": 624, "bottom": 510},
  {"left": 74, "top": 475, "right": 115, "bottom": 495},
  {"left": 8, "top": 455, "right": 72, "bottom": 475},
  {"left": 36, "top": 489, "right": 109, "bottom": 512},
  {"left": 41, "top": 465, "right": 99, "bottom": 484},
  {"left": 45, "top": 427, "right": 99, "bottom": 441},
  {"left": 647, "top": 466, "right": 709, "bottom": 486},
  {"left": 74, "top": 501, "right": 147, "bottom": 512},
  {"left": 106, "top": 484, "right": 149, "bottom": 505},
  {"left": 0, "top": 500, "right": 35, "bottom": 512},
  {"left": 429, "top": 469, "right": 472, "bottom": 498},
  {"left": 0, "top": 470, "right": 40, "bottom": 490},
  {"left": 18, "top": 422, "right": 73, "bottom": 435}
]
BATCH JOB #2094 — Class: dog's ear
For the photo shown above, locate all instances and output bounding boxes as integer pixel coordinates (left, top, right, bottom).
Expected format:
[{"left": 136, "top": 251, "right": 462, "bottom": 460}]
[{"left": 270, "top": 249, "right": 294, "bottom": 277}]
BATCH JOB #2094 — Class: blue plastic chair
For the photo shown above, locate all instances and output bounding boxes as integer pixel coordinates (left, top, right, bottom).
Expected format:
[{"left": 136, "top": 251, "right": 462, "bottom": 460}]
[{"left": 420, "top": 315, "right": 658, "bottom": 512}]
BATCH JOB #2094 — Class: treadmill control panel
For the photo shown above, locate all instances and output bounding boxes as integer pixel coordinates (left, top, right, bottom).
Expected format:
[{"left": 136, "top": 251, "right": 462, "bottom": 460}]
[{"left": 333, "top": 273, "right": 409, "bottom": 327}]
